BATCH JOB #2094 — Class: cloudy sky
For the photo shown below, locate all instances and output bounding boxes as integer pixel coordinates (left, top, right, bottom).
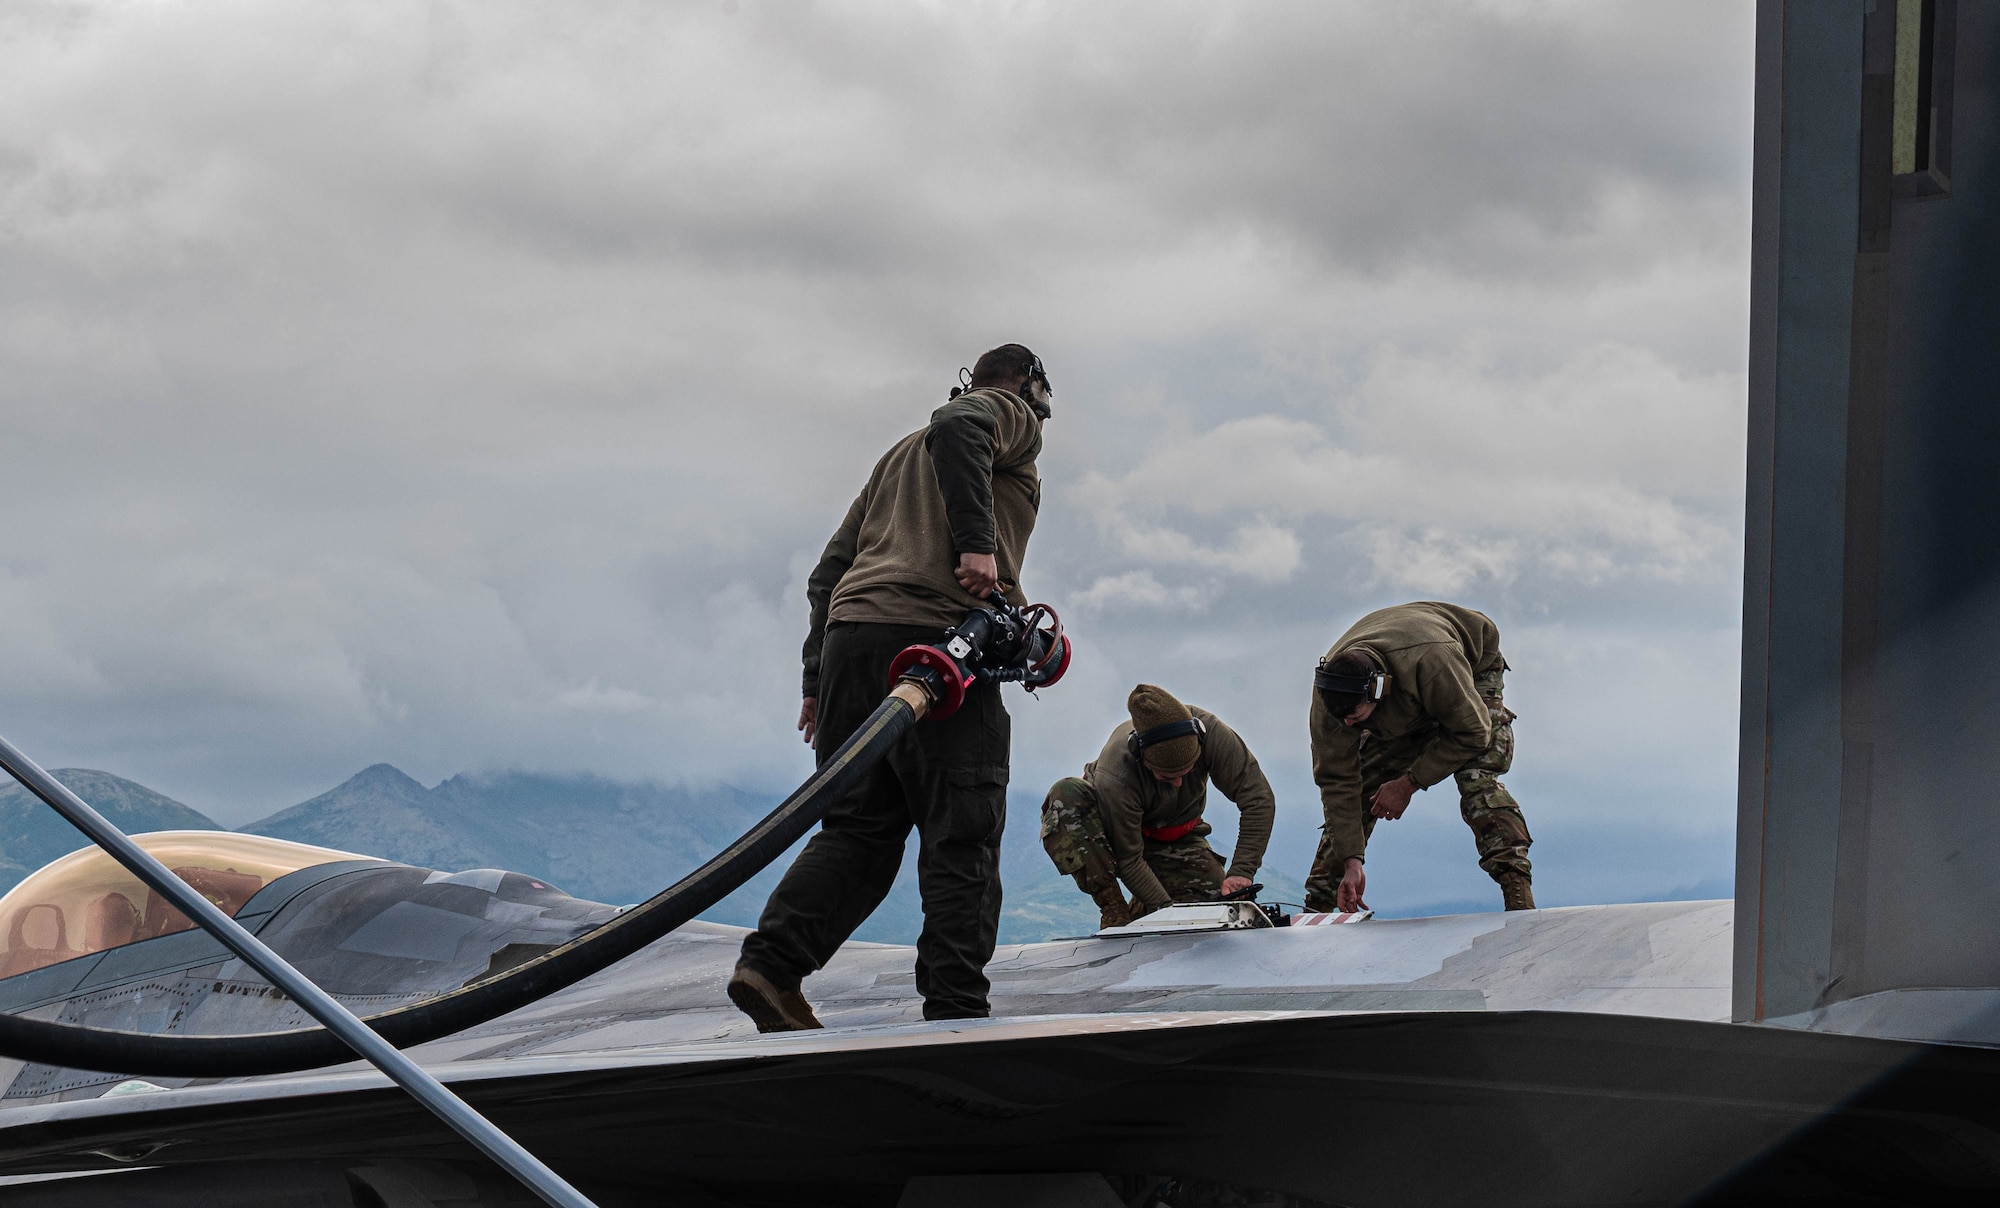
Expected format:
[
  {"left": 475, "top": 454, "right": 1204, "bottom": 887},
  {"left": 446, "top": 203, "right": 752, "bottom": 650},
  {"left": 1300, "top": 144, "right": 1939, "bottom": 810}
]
[{"left": 1, "top": 1, "right": 1754, "bottom": 911}]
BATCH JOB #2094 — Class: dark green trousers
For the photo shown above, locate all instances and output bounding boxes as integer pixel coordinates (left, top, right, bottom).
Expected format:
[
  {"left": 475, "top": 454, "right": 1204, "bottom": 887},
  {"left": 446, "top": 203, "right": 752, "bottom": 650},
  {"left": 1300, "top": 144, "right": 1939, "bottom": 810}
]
[{"left": 739, "top": 621, "right": 1010, "bottom": 1020}]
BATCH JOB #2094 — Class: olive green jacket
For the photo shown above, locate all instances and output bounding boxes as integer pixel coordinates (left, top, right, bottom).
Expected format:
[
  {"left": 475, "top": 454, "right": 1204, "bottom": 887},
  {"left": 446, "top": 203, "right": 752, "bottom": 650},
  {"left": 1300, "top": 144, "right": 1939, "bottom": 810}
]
[
  {"left": 802, "top": 387, "right": 1043, "bottom": 696},
  {"left": 1083, "top": 707, "right": 1276, "bottom": 909},
  {"left": 1309, "top": 602, "right": 1504, "bottom": 865}
]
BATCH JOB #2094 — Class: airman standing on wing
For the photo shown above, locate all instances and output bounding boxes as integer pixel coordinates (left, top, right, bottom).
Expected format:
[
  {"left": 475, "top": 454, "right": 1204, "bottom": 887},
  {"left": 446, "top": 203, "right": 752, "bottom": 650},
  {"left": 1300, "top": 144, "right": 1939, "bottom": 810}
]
[
  {"left": 1041, "top": 684, "right": 1276, "bottom": 928},
  {"left": 1305, "top": 600, "right": 1534, "bottom": 914},
  {"left": 729, "top": 343, "right": 1052, "bottom": 1031}
]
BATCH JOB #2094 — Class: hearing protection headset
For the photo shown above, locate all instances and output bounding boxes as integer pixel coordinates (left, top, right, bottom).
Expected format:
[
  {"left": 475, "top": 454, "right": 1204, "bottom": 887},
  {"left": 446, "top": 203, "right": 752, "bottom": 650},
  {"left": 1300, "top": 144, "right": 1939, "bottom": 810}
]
[
  {"left": 1128, "top": 715, "right": 1206, "bottom": 761},
  {"left": 948, "top": 352, "right": 1053, "bottom": 418},
  {"left": 1314, "top": 658, "right": 1391, "bottom": 702}
]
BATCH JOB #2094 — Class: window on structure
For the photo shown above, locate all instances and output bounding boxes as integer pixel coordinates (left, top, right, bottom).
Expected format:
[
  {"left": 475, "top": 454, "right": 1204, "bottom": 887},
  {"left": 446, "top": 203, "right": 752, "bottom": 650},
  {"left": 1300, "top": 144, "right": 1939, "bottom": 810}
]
[{"left": 1892, "top": 0, "right": 1955, "bottom": 197}]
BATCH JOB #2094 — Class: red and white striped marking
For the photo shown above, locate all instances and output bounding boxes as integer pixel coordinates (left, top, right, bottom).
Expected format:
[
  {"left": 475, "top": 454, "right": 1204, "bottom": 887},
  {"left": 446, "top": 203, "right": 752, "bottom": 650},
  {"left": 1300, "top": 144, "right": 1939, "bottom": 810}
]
[{"left": 1290, "top": 910, "right": 1373, "bottom": 925}]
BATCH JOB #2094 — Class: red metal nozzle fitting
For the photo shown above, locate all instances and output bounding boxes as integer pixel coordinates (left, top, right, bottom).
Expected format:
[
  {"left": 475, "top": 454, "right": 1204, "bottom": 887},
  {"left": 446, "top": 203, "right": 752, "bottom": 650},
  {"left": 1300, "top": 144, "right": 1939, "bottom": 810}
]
[{"left": 888, "top": 645, "right": 971, "bottom": 721}]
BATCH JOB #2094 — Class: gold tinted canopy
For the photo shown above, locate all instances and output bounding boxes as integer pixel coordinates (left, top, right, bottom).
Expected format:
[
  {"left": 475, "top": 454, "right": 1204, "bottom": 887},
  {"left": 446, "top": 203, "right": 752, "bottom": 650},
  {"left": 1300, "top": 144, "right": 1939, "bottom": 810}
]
[{"left": 0, "top": 831, "right": 371, "bottom": 980}]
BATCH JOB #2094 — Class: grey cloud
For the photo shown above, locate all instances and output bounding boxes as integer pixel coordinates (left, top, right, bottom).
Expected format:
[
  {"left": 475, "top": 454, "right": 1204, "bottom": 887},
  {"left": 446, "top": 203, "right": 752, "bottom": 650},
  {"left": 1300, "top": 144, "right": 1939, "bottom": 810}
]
[
  {"left": 1055, "top": 335, "right": 1744, "bottom": 624},
  {"left": 1, "top": 0, "right": 1749, "bottom": 916},
  {"left": 6, "top": 2, "right": 1752, "bottom": 290},
  {"left": 747, "top": 3, "right": 1756, "bottom": 280}
]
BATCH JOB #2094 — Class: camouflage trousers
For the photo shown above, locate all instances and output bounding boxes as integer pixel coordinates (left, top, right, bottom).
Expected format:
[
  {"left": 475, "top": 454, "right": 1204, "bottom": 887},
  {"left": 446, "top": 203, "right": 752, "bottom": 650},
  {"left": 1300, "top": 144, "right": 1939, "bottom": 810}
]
[
  {"left": 1304, "top": 665, "right": 1532, "bottom": 912},
  {"left": 1040, "top": 777, "right": 1225, "bottom": 904}
]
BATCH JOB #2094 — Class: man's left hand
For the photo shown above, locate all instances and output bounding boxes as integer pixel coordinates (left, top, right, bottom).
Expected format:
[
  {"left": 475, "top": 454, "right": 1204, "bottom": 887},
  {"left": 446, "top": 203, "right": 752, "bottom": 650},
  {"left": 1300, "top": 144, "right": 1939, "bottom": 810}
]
[
  {"left": 954, "top": 551, "right": 1000, "bottom": 596},
  {"left": 1219, "top": 875, "right": 1254, "bottom": 898},
  {"left": 1369, "top": 775, "right": 1417, "bottom": 820}
]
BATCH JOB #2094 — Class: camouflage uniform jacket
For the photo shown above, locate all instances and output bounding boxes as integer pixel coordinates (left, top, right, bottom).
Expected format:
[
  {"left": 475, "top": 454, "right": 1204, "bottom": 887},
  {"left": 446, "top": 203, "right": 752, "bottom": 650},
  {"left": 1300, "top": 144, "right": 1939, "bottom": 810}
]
[
  {"left": 1084, "top": 707, "right": 1276, "bottom": 909},
  {"left": 1310, "top": 602, "right": 1506, "bottom": 866},
  {"left": 800, "top": 387, "right": 1043, "bottom": 696}
]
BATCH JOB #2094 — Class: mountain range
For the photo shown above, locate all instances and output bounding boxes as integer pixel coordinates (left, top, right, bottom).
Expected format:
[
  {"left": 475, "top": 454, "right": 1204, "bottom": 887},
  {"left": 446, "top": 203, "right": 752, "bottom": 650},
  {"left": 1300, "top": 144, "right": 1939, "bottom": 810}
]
[
  {"left": 244, "top": 764, "right": 775, "bottom": 910},
  {"left": 0, "top": 770, "right": 223, "bottom": 890},
  {"left": 7, "top": 765, "right": 1733, "bottom": 948},
  {"left": 0, "top": 765, "right": 1147, "bottom": 943}
]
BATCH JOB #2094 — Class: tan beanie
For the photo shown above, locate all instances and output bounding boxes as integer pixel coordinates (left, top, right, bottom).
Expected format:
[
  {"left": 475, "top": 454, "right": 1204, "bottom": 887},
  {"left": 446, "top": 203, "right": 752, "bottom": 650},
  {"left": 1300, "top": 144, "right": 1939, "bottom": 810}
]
[{"left": 1128, "top": 684, "right": 1200, "bottom": 773}]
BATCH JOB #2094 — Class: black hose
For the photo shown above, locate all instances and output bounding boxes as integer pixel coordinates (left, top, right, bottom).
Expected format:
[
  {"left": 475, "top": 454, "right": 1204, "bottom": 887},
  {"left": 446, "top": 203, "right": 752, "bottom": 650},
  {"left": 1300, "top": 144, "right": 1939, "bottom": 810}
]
[{"left": 0, "top": 691, "right": 922, "bottom": 1077}]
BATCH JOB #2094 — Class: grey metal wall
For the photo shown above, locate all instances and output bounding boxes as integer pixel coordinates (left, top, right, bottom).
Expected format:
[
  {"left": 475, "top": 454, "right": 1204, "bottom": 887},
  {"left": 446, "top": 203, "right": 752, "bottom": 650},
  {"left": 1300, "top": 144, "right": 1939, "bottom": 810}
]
[{"left": 1738, "top": 1, "right": 2000, "bottom": 1022}]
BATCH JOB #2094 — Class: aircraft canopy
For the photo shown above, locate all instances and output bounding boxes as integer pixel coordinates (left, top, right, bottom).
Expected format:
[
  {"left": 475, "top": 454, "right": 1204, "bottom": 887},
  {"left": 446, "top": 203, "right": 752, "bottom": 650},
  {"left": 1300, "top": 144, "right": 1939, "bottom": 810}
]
[{"left": 0, "top": 831, "right": 370, "bottom": 980}]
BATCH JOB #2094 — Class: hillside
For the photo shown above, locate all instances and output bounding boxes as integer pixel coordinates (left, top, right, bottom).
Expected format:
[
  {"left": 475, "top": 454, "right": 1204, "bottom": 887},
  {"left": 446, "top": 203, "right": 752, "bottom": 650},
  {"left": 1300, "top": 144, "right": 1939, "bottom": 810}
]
[
  {"left": 0, "top": 770, "right": 224, "bottom": 894},
  {"left": 245, "top": 765, "right": 772, "bottom": 905},
  {"left": 3, "top": 762, "right": 1306, "bottom": 944},
  {"left": 242, "top": 764, "right": 1111, "bottom": 943}
]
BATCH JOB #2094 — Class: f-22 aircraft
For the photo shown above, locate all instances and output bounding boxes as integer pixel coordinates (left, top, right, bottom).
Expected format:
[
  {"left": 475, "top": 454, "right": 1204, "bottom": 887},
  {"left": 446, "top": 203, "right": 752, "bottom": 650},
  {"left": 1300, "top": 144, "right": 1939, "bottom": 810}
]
[
  {"left": 0, "top": 828, "right": 1987, "bottom": 1207},
  {"left": 6, "top": 5, "right": 2000, "bottom": 1201}
]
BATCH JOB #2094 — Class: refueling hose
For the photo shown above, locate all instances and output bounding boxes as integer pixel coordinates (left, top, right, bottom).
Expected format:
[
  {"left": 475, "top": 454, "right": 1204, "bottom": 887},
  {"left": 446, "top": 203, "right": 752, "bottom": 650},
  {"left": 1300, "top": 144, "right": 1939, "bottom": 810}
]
[{"left": 0, "top": 680, "right": 934, "bottom": 1077}]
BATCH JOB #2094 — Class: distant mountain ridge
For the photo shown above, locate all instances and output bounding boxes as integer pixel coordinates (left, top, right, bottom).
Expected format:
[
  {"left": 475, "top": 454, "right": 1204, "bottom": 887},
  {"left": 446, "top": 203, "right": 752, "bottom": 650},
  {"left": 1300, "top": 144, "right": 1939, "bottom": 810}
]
[
  {"left": 241, "top": 762, "right": 1107, "bottom": 942},
  {"left": 2, "top": 764, "right": 1322, "bottom": 944},
  {"left": 0, "top": 770, "right": 224, "bottom": 893},
  {"left": 243, "top": 764, "right": 782, "bottom": 910}
]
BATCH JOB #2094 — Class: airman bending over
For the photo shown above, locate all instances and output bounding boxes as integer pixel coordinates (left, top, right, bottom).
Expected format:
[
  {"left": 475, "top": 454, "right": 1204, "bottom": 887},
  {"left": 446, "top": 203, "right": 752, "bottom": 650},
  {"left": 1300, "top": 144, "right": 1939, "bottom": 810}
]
[
  {"left": 1306, "top": 600, "right": 1534, "bottom": 914},
  {"left": 1042, "top": 684, "right": 1276, "bottom": 928}
]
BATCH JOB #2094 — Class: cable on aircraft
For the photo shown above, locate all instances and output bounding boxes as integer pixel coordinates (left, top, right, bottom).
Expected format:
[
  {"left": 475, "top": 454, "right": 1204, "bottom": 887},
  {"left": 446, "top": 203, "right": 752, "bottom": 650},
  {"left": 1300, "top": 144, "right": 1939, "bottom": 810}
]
[{"left": 0, "top": 595, "right": 1068, "bottom": 1077}]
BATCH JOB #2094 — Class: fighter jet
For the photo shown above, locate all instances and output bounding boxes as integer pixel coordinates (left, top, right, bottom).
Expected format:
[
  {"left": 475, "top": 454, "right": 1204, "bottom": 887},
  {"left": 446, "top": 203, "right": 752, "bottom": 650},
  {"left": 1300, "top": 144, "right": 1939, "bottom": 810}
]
[
  {"left": 5, "top": 5, "right": 2000, "bottom": 1200},
  {"left": 0, "top": 828, "right": 1989, "bottom": 1207}
]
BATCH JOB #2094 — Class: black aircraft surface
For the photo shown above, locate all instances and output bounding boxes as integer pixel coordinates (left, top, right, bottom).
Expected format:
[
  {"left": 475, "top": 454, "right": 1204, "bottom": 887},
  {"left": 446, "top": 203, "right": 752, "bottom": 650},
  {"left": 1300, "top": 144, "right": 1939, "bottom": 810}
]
[
  {"left": 0, "top": 830, "right": 1991, "bottom": 1208},
  {"left": 5, "top": 6, "right": 2000, "bottom": 1201}
]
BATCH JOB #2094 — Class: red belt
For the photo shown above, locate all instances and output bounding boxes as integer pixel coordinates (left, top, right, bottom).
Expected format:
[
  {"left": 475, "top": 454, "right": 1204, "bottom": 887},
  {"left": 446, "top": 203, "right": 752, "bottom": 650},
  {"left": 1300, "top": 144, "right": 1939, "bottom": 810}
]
[{"left": 1143, "top": 817, "right": 1204, "bottom": 842}]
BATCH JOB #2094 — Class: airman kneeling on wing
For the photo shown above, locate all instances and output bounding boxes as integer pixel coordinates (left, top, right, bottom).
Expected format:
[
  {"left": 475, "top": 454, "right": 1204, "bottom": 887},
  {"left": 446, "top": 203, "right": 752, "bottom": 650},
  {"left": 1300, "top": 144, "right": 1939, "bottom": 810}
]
[{"left": 1041, "top": 684, "right": 1276, "bottom": 929}]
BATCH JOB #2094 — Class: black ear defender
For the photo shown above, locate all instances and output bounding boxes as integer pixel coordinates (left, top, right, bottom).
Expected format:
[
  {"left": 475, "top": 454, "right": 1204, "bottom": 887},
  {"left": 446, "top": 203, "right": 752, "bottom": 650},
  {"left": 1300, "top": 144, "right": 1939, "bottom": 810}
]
[
  {"left": 1314, "top": 659, "right": 1390, "bottom": 701},
  {"left": 1026, "top": 354, "right": 1052, "bottom": 396},
  {"left": 1128, "top": 715, "right": 1207, "bottom": 760},
  {"left": 948, "top": 355, "right": 1051, "bottom": 416},
  {"left": 1023, "top": 354, "right": 1053, "bottom": 419}
]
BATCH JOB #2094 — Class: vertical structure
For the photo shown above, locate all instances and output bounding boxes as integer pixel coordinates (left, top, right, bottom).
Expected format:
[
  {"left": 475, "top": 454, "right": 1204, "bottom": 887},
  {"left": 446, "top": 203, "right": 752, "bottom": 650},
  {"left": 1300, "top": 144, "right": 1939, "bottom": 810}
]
[{"left": 1738, "top": 1, "right": 1999, "bottom": 1032}]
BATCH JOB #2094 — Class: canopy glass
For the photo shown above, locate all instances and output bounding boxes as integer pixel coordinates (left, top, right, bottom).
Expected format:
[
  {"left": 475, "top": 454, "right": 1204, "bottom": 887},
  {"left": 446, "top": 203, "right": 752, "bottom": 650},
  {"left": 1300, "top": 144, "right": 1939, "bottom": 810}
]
[{"left": 0, "top": 831, "right": 370, "bottom": 979}]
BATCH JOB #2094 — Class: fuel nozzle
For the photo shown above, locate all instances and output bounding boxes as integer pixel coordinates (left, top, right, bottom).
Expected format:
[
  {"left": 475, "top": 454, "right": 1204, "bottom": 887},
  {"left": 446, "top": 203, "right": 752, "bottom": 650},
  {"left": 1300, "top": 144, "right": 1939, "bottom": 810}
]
[{"left": 886, "top": 593, "right": 1072, "bottom": 721}]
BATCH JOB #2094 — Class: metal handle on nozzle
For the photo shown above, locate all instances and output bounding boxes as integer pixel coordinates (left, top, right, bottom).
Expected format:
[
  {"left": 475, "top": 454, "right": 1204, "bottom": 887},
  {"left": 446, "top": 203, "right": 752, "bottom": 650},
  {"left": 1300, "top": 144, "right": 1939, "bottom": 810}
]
[{"left": 886, "top": 594, "right": 1074, "bottom": 721}]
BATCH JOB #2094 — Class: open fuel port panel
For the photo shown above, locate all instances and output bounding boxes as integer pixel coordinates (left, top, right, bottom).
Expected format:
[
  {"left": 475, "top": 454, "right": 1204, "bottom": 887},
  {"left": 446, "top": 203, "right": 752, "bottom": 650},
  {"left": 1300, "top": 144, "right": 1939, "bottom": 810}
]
[{"left": 1095, "top": 902, "right": 1372, "bottom": 935}]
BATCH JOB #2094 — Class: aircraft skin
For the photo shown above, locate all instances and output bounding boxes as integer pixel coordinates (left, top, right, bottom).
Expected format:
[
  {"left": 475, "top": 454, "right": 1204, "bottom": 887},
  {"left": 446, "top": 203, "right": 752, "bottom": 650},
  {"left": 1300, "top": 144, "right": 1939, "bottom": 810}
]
[
  {"left": 0, "top": 839, "right": 1731, "bottom": 1102},
  {"left": 0, "top": 854, "right": 620, "bottom": 1102},
  {"left": 5, "top": 6, "right": 1995, "bottom": 1201},
  {"left": 0, "top": 840, "right": 1993, "bottom": 1206}
]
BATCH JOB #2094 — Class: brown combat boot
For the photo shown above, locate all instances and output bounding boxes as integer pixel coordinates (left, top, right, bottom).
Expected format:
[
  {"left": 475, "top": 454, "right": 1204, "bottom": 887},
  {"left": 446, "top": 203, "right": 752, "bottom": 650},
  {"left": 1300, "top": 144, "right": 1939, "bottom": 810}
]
[
  {"left": 1092, "top": 885, "right": 1133, "bottom": 929},
  {"left": 1499, "top": 873, "right": 1536, "bottom": 911},
  {"left": 727, "top": 965, "right": 824, "bottom": 1033}
]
